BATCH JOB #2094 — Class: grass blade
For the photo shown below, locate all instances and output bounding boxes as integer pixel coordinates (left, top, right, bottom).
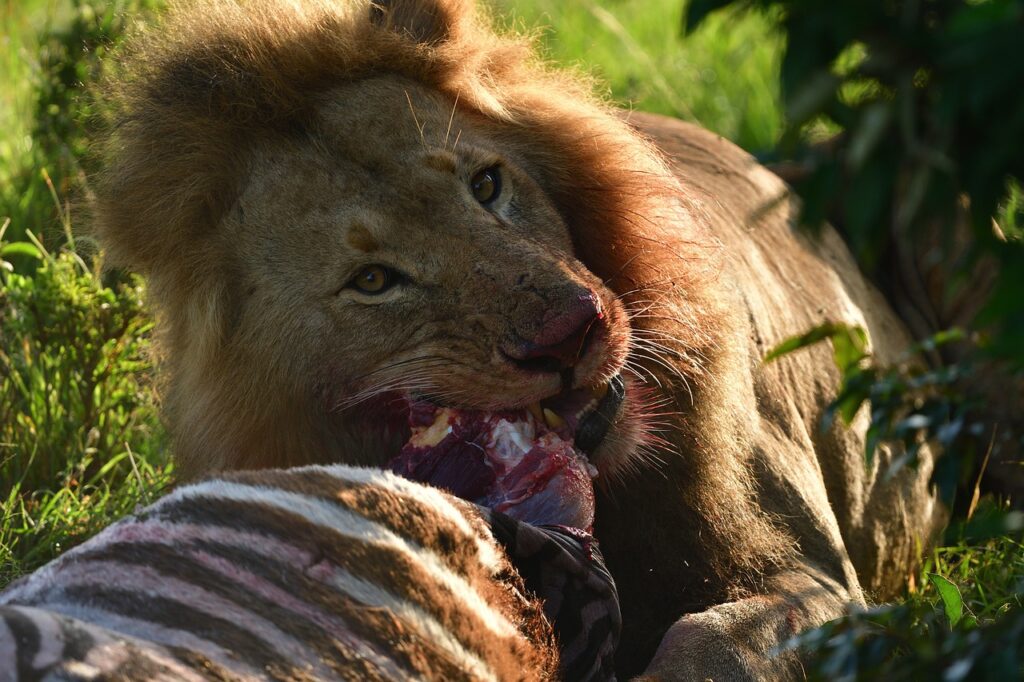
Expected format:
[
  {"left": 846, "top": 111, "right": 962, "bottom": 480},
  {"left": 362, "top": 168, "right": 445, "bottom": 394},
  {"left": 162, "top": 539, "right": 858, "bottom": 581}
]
[{"left": 928, "top": 573, "right": 964, "bottom": 627}]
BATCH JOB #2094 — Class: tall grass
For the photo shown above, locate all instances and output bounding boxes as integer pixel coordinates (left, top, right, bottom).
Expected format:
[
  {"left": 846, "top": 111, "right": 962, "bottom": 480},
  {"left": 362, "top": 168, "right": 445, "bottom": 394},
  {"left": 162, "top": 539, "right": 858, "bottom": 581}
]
[
  {"left": 1, "top": 0, "right": 170, "bottom": 584},
  {"left": 0, "top": 224, "right": 171, "bottom": 585},
  {"left": 1, "top": 0, "right": 59, "bottom": 246},
  {"left": 493, "top": 0, "right": 783, "bottom": 151}
]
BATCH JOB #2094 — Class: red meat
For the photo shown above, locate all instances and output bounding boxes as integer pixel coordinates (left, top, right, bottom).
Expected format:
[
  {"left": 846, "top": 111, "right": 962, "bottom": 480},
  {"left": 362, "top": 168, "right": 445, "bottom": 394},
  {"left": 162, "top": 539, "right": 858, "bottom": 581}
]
[{"left": 388, "top": 403, "right": 597, "bottom": 530}]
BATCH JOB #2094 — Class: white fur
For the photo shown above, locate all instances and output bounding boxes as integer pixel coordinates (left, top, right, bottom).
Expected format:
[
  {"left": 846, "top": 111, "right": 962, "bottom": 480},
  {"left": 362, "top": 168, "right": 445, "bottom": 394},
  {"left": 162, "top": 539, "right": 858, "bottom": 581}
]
[
  {"left": 326, "top": 566, "right": 500, "bottom": 682},
  {"left": 175, "top": 479, "right": 519, "bottom": 640}
]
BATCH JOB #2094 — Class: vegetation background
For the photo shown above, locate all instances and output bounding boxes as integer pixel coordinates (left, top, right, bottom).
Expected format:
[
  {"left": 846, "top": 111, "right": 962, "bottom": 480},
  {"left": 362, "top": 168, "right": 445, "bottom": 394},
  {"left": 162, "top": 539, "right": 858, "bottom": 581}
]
[{"left": 0, "top": 0, "right": 1020, "bottom": 678}]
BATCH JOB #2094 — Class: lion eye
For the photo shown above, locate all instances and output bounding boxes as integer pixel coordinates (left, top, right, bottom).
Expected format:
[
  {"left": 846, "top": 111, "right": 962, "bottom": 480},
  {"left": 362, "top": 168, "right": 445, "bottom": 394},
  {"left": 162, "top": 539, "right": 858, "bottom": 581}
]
[
  {"left": 470, "top": 166, "right": 501, "bottom": 205},
  {"left": 349, "top": 265, "right": 394, "bottom": 295}
]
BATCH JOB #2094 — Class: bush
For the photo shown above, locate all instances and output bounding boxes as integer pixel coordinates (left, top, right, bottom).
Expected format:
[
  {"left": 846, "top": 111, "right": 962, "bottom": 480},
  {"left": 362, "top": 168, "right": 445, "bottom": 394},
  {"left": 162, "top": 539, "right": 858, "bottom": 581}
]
[
  {"left": 0, "top": 233, "right": 169, "bottom": 585},
  {"left": 791, "top": 531, "right": 1024, "bottom": 681},
  {"left": 0, "top": 0, "right": 169, "bottom": 586},
  {"left": 1, "top": 0, "right": 162, "bottom": 249}
]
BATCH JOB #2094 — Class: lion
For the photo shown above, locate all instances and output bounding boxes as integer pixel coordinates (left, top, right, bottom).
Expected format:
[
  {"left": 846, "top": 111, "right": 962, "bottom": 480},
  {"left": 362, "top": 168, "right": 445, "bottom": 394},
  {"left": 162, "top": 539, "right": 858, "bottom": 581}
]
[{"left": 92, "top": 0, "right": 947, "bottom": 678}]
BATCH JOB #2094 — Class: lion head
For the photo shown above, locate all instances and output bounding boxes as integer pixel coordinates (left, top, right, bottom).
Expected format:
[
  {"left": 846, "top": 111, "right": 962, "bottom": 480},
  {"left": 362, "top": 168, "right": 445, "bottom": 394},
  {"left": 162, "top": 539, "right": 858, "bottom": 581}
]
[{"left": 94, "top": 0, "right": 719, "bottom": 481}]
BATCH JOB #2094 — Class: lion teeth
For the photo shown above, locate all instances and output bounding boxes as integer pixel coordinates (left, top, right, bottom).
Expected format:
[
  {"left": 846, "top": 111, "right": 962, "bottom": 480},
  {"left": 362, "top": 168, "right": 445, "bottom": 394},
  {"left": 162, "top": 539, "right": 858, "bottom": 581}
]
[
  {"left": 409, "top": 408, "right": 454, "bottom": 447},
  {"left": 575, "top": 398, "right": 598, "bottom": 421},
  {"left": 527, "top": 402, "right": 545, "bottom": 423},
  {"left": 542, "top": 408, "right": 565, "bottom": 429}
]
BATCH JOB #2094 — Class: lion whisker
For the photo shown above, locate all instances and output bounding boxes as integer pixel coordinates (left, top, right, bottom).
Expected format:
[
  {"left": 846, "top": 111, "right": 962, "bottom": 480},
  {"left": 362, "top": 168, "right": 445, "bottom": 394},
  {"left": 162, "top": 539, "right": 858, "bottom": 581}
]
[
  {"left": 624, "top": 358, "right": 663, "bottom": 388},
  {"left": 620, "top": 362, "right": 651, "bottom": 386},
  {"left": 629, "top": 344, "right": 695, "bottom": 405},
  {"left": 403, "top": 89, "right": 427, "bottom": 149},
  {"left": 334, "top": 375, "right": 437, "bottom": 413},
  {"left": 601, "top": 250, "right": 646, "bottom": 287},
  {"left": 444, "top": 90, "right": 460, "bottom": 150},
  {"left": 347, "top": 355, "right": 458, "bottom": 385}
]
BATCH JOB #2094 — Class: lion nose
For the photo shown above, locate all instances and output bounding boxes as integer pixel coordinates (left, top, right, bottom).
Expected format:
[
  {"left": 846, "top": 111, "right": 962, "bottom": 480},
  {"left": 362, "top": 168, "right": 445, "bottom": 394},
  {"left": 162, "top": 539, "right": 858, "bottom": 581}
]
[{"left": 503, "top": 291, "right": 603, "bottom": 372}]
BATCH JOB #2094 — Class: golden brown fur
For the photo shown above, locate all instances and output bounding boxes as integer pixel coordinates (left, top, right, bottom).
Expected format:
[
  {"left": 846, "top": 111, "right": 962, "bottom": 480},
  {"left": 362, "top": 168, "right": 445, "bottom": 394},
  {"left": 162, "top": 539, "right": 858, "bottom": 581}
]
[{"left": 94, "top": 0, "right": 947, "bottom": 678}]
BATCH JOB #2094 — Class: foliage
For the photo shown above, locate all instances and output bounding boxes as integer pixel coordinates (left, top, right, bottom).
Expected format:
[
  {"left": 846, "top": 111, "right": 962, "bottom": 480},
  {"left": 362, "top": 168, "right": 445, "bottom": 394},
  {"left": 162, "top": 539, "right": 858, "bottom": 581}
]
[
  {"left": 766, "top": 324, "right": 974, "bottom": 501},
  {"left": 787, "top": 528, "right": 1024, "bottom": 681},
  {"left": 686, "top": 0, "right": 1024, "bottom": 367},
  {"left": 1, "top": 0, "right": 161, "bottom": 249},
  {"left": 0, "top": 0, "right": 168, "bottom": 591},
  {"left": 737, "top": 0, "right": 1024, "bottom": 676},
  {"left": 0, "top": 228, "right": 170, "bottom": 584},
  {"left": 792, "top": 597, "right": 1024, "bottom": 681},
  {"left": 494, "top": 0, "right": 783, "bottom": 151}
]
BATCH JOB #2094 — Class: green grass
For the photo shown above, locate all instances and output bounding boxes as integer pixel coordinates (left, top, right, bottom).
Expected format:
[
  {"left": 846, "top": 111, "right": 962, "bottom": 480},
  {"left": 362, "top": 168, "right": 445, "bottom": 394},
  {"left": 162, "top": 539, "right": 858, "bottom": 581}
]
[
  {"left": 923, "top": 534, "right": 1024, "bottom": 621},
  {"left": 493, "top": 0, "right": 783, "bottom": 151},
  {"left": 794, "top": 525, "right": 1024, "bottom": 680},
  {"left": 1, "top": 0, "right": 171, "bottom": 584},
  {"left": 0, "top": 0, "right": 1020, "bottom": 676},
  {"left": 0, "top": 0, "right": 61, "bottom": 246},
  {"left": 0, "top": 233, "right": 171, "bottom": 585}
]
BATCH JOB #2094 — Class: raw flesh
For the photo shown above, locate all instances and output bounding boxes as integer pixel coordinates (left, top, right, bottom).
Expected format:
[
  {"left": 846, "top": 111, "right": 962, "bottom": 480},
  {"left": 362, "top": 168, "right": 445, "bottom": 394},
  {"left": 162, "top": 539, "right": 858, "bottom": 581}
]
[{"left": 388, "top": 402, "right": 597, "bottom": 530}]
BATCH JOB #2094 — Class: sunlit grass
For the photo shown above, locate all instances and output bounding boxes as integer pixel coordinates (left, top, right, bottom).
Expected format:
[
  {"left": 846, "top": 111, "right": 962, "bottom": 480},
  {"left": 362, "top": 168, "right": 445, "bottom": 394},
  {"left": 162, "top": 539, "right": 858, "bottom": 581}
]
[
  {"left": 916, "top": 532, "right": 1024, "bottom": 620},
  {"left": 0, "top": 0, "right": 77, "bottom": 244},
  {"left": 0, "top": 227, "right": 171, "bottom": 583},
  {"left": 492, "top": 0, "right": 783, "bottom": 151},
  {"left": 1, "top": 451, "right": 171, "bottom": 586},
  {"left": 2, "top": 0, "right": 172, "bottom": 575}
]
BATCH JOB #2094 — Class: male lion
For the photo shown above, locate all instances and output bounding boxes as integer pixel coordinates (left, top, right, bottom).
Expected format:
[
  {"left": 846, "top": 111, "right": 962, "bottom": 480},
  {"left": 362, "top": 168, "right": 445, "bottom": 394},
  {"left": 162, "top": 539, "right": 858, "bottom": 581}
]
[{"left": 94, "top": 0, "right": 947, "bottom": 678}]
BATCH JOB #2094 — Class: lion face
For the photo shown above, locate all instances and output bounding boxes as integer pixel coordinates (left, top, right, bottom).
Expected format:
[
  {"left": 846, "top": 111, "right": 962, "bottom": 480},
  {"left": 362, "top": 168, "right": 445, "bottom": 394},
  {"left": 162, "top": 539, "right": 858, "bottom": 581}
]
[{"left": 222, "top": 78, "right": 637, "bottom": 475}]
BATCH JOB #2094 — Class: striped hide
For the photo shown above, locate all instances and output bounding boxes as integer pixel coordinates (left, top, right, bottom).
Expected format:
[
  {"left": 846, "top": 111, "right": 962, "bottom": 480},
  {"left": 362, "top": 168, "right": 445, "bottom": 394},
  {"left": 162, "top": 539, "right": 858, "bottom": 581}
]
[{"left": 0, "top": 465, "right": 564, "bottom": 681}]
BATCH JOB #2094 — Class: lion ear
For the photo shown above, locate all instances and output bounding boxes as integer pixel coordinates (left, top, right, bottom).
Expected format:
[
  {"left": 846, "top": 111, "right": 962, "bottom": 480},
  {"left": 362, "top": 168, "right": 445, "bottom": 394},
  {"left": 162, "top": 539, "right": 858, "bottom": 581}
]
[{"left": 369, "top": 0, "right": 470, "bottom": 44}]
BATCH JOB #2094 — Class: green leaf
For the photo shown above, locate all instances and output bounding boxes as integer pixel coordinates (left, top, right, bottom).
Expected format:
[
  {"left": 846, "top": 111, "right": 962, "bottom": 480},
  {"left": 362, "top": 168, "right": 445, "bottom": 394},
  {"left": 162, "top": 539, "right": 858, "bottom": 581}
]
[
  {"left": 0, "top": 242, "right": 43, "bottom": 260},
  {"left": 917, "top": 328, "right": 966, "bottom": 354},
  {"left": 765, "top": 322, "right": 843, "bottom": 363},
  {"left": 928, "top": 573, "right": 964, "bottom": 627},
  {"left": 830, "top": 325, "right": 868, "bottom": 371},
  {"left": 835, "top": 387, "right": 868, "bottom": 425},
  {"left": 764, "top": 322, "right": 868, "bottom": 372}
]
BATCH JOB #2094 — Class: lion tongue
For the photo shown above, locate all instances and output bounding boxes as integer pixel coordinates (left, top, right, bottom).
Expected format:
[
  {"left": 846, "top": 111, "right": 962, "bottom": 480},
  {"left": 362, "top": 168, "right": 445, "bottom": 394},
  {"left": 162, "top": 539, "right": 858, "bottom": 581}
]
[{"left": 388, "top": 403, "right": 596, "bottom": 530}]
